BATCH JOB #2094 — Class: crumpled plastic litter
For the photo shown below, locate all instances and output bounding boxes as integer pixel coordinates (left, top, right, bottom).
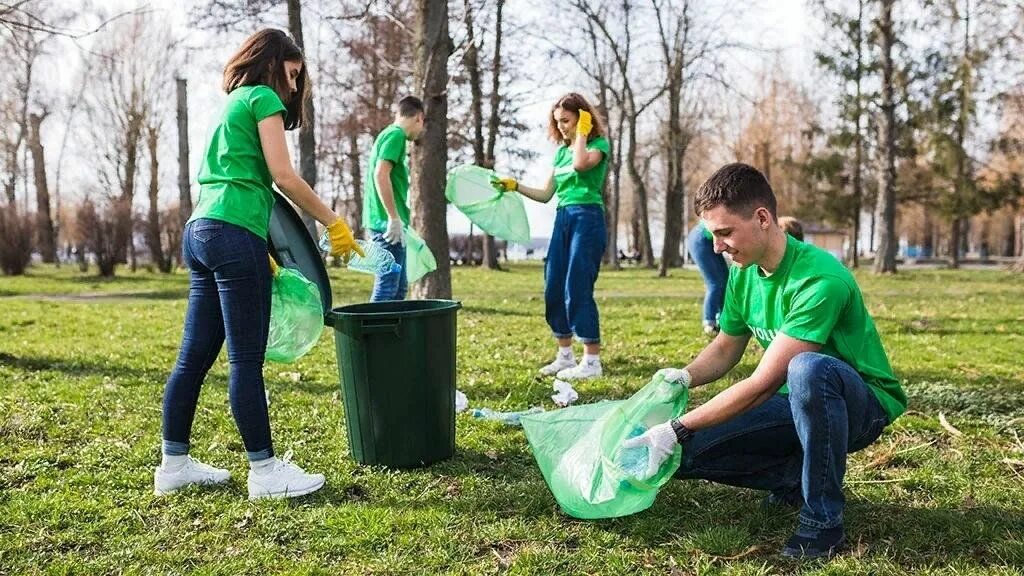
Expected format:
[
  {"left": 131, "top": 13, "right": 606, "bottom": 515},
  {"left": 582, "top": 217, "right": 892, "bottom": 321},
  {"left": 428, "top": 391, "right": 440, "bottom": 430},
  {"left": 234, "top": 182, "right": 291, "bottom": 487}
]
[
  {"left": 551, "top": 379, "right": 579, "bottom": 407},
  {"left": 470, "top": 406, "right": 544, "bottom": 427}
]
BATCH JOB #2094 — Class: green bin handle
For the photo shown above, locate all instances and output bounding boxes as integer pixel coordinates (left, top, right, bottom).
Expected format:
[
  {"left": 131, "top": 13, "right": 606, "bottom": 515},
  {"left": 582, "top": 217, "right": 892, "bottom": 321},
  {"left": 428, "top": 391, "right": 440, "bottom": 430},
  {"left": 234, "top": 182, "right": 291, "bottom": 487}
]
[{"left": 359, "top": 317, "right": 402, "bottom": 336}]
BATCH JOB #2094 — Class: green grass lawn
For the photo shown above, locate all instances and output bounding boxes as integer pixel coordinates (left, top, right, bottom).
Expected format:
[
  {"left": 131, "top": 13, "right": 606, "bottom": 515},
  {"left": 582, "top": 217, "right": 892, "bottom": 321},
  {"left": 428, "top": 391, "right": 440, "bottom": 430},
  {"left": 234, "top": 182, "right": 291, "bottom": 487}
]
[{"left": 2, "top": 262, "right": 1023, "bottom": 575}]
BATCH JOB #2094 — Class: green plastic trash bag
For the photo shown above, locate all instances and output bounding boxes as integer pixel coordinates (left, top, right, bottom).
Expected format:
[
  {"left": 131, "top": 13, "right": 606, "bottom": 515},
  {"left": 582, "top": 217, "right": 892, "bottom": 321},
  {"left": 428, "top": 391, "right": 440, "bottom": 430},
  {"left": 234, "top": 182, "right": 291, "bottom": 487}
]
[
  {"left": 405, "top": 226, "right": 437, "bottom": 283},
  {"left": 445, "top": 164, "right": 531, "bottom": 245},
  {"left": 520, "top": 373, "right": 689, "bottom": 519},
  {"left": 266, "top": 267, "right": 324, "bottom": 363}
]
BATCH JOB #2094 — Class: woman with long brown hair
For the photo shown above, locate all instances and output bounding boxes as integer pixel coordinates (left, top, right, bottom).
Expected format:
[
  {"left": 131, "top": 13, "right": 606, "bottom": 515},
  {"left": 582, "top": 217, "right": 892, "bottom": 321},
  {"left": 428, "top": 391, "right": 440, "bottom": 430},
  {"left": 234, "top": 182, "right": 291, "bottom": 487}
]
[
  {"left": 154, "top": 29, "right": 361, "bottom": 499},
  {"left": 493, "top": 92, "right": 610, "bottom": 380}
]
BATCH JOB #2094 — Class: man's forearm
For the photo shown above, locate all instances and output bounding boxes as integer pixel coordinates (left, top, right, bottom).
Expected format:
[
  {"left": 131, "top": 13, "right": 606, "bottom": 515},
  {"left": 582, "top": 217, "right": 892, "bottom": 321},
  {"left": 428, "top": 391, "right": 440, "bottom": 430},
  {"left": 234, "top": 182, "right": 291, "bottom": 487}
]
[
  {"left": 375, "top": 173, "right": 399, "bottom": 220},
  {"left": 680, "top": 376, "right": 778, "bottom": 430},
  {"left": 685, "top": 335, "right": 747, "bottom": 388}
]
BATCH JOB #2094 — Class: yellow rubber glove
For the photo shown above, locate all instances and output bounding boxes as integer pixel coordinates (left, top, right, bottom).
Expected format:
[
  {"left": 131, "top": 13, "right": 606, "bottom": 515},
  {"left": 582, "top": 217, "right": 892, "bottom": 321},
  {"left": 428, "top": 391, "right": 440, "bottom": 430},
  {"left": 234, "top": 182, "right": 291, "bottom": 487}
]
[
  {"left": 490, "top": 175, "right": 518, "bottom": 192},
  {"left": 576, "top": 110, "right": 593, "bottom": 138},
  {"left": 268, "top": 254, "right": 279, "bottom": 276},
  {"left": 327, "top": 218, "right": 365, "bottom": 262}
]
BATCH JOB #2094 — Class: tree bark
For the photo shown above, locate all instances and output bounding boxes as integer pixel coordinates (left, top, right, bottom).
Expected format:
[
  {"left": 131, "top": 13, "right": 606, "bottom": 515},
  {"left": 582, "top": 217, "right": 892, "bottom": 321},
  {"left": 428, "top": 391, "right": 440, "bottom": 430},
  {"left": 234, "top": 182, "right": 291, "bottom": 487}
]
[
  {"left": 464, "top": 0, "right": 502, "bottom": 270},
  {"left": 873, "top": 0, "right": 898, "bottom": 274},
  {"left": 481, "top": 0, "right": 505, "bottom": 270},
  {"left": 28, "top": 112, "right": 56, "bottom": 263},
  {"left": 120, "top": 107, "right": 144, "bottom": 271},
  {"left": 849, "top": 0, "right": 865, "bottom": 268},
  {"left": 287, "top": 0, "right": 319, "bottom": 239},
  {"left": 655, "top": 0, "right": 689, "bottom": 277},
  {"left": 411, "top": 0, "right": 453, "bottom": 298},
  {"left": 949, "top": 1, "right": 973, "bottom": 269},
  {"left": 145, "top": 125, "right": 170, "bottom": 272},
  {"left": 176, "top": 77, "right": 192, "bottom": 234},
  {"left": 347, "top": 129, "right": 363, "bottom": 239}
]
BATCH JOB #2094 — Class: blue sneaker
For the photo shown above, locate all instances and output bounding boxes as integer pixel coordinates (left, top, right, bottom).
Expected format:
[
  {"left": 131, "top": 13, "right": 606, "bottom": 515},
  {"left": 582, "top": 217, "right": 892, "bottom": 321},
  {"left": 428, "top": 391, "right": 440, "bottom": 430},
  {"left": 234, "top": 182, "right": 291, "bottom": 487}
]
[{"left": 781, "top": 525, "right": 845, "bottom": 559}]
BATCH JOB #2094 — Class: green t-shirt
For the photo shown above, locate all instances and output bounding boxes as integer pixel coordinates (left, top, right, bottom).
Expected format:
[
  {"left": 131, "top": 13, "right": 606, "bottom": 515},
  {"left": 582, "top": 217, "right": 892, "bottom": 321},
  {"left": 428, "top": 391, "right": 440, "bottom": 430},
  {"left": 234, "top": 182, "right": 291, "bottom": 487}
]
[
  {"left": 191, "top": 85, "right": 287, "bottom": 239},
  {"left": 552, "top": 136, "right": 610, "bottom": 208},
  {"left": 719, "top": 235, "right": 907, "bottom": 423},
  {"left": 363, "top": 124, "right": 410, "bottom": 232}
]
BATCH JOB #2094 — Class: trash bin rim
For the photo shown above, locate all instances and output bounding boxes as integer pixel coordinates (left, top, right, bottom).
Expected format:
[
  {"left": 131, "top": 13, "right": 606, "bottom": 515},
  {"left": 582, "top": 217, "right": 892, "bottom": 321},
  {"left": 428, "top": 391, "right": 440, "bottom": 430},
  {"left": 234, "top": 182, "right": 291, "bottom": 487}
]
[{"left": 325, "top": 299, "right": 461, "bottom": 326}]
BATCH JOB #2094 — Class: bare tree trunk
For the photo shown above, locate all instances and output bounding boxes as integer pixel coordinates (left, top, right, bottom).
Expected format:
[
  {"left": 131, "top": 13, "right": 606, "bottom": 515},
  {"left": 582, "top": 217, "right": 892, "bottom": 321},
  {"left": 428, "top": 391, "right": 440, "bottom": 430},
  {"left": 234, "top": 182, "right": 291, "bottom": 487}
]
[
  {"left": 655, "top": 0, "right": 689, "bottom": 277},
  {"left": 463, "top": 0, "right": 486, "bottom": 268},
  {"left": 145, "top": 125, "right": 169, "bottom": 272},
  {"left": 120, "top": 108, "right": 144, "bottom": 271},
  {"left": 411, "top": 0, "right": 453, "bottom": 298},
  {"left": 347, "top": 130, "right": 363, "bottom": 239},
  {"left": 850, "top": 0, "right": 865, "bottom": 268},
  {"left": 176, "top": 77, "right": 192, "bottom": 235},
  {"left": 480, "top": 0, "right": 506, "bottom": 270},
  {"left": 873, "top": 0, "right": 898, "bottom": 274},
  {"left": 28, "top": 112, "right": 56, "bottom": 263},
  {"left": 287, "top": 0, "right": 318, "bottom": 239},
  {"left": 1013, "top": 212, "right": 1024, "bottom": 271},
  {"left": 609, "top": 108, "right": 624, "bottom": 270},
  {"left": 626, "top": 96, "right": 655, "bottom": 269}
]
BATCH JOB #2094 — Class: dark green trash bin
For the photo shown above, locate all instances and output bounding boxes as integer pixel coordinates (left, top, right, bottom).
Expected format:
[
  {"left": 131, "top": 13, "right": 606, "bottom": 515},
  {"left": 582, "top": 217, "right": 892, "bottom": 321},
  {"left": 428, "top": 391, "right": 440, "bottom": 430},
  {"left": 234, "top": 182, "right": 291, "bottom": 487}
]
[{"left": 325, "top": 299, "right": 461, "bottom": 468}]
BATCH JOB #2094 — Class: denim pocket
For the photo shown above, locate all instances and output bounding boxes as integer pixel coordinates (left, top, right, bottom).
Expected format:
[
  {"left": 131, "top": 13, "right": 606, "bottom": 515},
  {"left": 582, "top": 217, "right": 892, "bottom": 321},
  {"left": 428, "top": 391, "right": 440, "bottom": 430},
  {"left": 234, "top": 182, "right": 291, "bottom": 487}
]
[{"left": 192, "top": 222, "right": 224, "bottom": 243}]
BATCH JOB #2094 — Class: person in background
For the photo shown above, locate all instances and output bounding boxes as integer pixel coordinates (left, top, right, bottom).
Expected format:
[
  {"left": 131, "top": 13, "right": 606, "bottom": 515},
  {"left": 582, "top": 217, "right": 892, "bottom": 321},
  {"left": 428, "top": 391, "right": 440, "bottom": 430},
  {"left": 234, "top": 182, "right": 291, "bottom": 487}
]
[
  {"left": 687, "top": 221, "right": 728, "bottom": 337},
  {"left": 362, "top": 96, "right": 426, "bottom": 301},
  {"left": 492, "top": 92, "right": 611, "bottom": 381},
  {"left": 779, "top": 216, "right": 804, "bottom": 242}
]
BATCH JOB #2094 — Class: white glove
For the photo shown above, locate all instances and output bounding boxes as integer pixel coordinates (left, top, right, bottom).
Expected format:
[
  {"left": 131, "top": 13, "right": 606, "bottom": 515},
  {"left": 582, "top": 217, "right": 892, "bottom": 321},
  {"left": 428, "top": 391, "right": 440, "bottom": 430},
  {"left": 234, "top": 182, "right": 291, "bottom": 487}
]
[
  {"left": 383, "top": 218, "right": 405, "bottom": 246},
  {"left": 620, "top": 420, "right": 678, "bottom": 480},
  {"left": 655, "top": 368, "right": 691, "bottom": 387}
]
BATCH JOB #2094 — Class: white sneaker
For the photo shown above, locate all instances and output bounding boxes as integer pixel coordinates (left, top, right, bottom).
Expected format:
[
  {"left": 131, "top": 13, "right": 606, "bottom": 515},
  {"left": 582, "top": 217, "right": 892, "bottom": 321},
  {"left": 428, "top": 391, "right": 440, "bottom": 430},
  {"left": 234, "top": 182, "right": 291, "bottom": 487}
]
[
  {"left": 153, "top": 456, "right": 231, "bottom": 495},
  {"left": 247, "top": 451, "right": 325, "bottom": 500},
  {"left": 556, "top": 358, "right": 603, "bottom": 380},
  {"left": 539, "top": 355, "right": 577, "bottom": 376},
  {"left": 703, "top": 323, "right": 720, "bottom": 337}
]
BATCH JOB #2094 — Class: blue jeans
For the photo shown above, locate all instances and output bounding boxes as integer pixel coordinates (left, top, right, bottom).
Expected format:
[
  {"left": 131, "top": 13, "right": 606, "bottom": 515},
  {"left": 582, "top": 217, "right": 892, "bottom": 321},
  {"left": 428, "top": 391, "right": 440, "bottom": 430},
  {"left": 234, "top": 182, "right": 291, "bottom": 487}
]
[
  {"left": 676, "top": 353, "right": 889, "bottom": 530},
  {"left": 545, "top": 205, "right": 606, "bottom": 344},
  {"left": 369, "top": 231, "right": 407, "bottom": 302},
  {"left": 162, "top": 219, "right": 274, "bottom": 461},
  {"left": 687, "top": 224, "right": 728, "bottom": 326}
]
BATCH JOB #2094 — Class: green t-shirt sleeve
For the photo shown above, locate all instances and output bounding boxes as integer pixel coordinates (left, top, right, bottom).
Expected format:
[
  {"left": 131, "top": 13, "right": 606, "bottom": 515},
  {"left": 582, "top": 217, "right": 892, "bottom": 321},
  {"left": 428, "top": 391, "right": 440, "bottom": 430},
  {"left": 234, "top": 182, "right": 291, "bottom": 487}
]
[
  {"left": 587, "top": 136, "right": 610, "bottom": 158},
  {"left": 719, "top": 267, "right": 750, "bottom": 336},
  {"left": 377, "top": 129, "right": 406, "bottom": 165},
  {"left": 248, "top": 86, "right": 287, "bottom": 122},
  {"left": 780, "top": 276, "right": 850, "bottom": 344}
]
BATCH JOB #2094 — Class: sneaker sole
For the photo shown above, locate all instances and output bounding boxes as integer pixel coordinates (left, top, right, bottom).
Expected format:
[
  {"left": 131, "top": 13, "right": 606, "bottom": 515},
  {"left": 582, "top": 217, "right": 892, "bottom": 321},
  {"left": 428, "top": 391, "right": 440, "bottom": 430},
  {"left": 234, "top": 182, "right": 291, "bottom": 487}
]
[
  {"left": 153, "top": 476, "right": 230, "bottom": 496},
  {"left": 781, "top": 536, "right": 846, "bottom": 559},
  {"left": 248, "top": 477, "right": 326, "bottom": 500}
]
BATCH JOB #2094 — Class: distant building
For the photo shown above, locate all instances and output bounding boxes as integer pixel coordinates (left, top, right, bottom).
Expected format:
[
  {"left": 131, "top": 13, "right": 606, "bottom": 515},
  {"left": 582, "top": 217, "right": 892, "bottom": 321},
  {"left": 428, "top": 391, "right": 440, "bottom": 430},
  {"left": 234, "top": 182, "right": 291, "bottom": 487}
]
[{"left": 802, "top": 224, "right": 848, "bottom": 260}]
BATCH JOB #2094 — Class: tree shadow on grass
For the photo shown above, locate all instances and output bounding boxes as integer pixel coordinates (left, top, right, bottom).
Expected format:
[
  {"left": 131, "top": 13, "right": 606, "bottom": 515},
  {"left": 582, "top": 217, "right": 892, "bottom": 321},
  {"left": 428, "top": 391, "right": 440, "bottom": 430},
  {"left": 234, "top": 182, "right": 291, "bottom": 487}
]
[
  {"left": 0, "top": 351, "right": 167, "bottom": 382},
  {"left": 596, "top": 483, "right": 1024, "bottom": 569},
  {"left": 461, "top": 305, "right": 536, "bottom": 318}
]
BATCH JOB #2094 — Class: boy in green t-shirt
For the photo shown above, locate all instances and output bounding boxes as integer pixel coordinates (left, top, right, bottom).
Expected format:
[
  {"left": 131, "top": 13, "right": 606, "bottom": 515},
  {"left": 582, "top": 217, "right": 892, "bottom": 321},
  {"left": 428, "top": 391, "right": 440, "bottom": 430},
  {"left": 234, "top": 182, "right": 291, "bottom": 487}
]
[
  {"left": 622, "top": 163, "right": 907, "bottom": 559},
  {"left": 362, "top": 96, "right": 425, "bottom": 301}
]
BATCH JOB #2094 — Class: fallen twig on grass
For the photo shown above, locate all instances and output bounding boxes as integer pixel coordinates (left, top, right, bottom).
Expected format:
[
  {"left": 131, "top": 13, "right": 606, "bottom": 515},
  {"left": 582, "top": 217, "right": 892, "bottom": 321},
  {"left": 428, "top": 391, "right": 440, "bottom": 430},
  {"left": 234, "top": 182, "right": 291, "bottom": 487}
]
[
  {"left": 1002, "top": 459, "right": 1024, "bottom": 482},
  {"left": 939, "top": 412, "right": 963, "bottom": 437},
  {"left": 861, "top": 440, "right": 937, "bottom": 471}
]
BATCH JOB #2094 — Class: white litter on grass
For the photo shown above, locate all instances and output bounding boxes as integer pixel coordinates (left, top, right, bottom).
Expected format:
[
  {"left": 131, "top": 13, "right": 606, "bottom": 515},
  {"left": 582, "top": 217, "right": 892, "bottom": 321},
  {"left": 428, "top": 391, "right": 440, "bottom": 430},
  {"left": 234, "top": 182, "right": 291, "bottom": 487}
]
[
  {"left": 551, "top": 379, "right": 579, "bottom": 407},
  {"left": 265, "top": 390, "right": 271, "bottom": 406},
  {"left": 278, "top": 371, "right": 302, "bottom": 383},
  {"left": 455, "top": 390, "right": 468, "bottom": 412}
]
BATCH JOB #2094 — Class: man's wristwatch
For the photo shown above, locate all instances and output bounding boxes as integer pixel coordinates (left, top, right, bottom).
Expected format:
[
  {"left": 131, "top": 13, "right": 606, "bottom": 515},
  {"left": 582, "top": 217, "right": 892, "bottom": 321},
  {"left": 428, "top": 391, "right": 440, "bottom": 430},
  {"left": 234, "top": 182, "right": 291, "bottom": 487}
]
[{"left": 670, "top": 420, "right": 694, "bottom": 444}]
